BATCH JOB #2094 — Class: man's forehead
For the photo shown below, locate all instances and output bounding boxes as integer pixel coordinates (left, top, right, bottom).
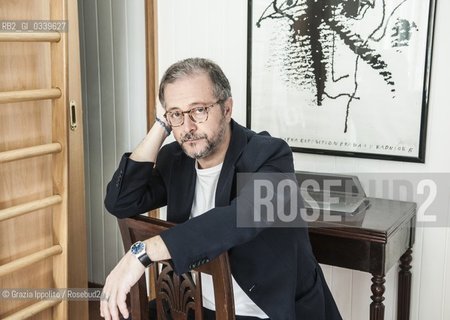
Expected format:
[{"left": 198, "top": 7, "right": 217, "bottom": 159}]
[
  {"left": 164, "top": 74, "right": 215, "bottom": 109},
  {"left": 166, "top": 72, "right": 212, "bottom": 89}
]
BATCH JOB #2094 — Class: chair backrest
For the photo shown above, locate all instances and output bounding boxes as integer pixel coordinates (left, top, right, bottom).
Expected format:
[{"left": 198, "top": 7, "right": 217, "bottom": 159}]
[{"left": 118, "top": 215, "right": 235, "bottom": 320}]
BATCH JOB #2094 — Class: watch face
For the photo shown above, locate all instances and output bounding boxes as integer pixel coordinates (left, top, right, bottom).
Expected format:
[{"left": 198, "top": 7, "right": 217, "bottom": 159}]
[{"left": 131, "top": 241, "right": 145, "bottom": 255}]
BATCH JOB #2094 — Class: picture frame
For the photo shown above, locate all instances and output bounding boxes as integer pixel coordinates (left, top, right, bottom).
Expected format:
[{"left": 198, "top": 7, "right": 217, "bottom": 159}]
[{"left": 246, "top": 0, "right": 437, "bottom": 162}]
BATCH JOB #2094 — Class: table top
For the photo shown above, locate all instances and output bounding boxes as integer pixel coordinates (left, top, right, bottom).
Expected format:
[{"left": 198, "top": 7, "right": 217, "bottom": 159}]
[{"left": 308, "top": 197, "right": 416, "bottom": 243}]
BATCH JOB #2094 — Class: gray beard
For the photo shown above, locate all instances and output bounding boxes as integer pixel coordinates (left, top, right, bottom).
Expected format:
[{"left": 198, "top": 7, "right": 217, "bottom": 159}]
[{"left": 180, "top": 120, "right": 227, "bottom": 160}]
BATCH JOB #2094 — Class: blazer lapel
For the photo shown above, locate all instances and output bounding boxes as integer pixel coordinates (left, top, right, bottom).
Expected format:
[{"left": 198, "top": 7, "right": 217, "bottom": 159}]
[
  {"left": 167, "top": 121, "right": 251, "bottom": 216},
  {"left": 168, "top": 154, "right": 196, "bottom": 223},
  {"left": 215, "top": 121, "right": 248, "bottom": 207}
]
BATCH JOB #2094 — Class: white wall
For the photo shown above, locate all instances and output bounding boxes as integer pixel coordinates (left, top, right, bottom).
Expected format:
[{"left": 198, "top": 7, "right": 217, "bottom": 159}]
[
  {"left": 158, "top": 1, "right": 450, "bottom": 319},
  {"left": 80, "top": 0, "right": 450, "bottom": 319}
]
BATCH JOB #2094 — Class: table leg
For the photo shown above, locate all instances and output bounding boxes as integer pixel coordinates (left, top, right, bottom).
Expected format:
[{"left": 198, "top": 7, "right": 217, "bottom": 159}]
[
  {"left": 397, "top": 248, "right": 413, "bottom": 320},
  {"left": 370, "top": 274, "right": 385, "bottom": 320}
]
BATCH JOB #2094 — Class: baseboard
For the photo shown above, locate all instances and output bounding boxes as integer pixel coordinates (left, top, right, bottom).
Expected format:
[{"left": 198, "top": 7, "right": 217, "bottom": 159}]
[{"left": 88, "top": 281, "right": 103, "bottom": 289}]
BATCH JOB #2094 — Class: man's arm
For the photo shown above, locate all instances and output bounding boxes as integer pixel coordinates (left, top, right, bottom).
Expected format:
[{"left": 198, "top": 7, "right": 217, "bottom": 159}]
[
  {"left": 99, "top": 235, "right": 170, "bottom": 320},
  {"left": 129, "top": 117, "right": 168, "bottom": 163},
  {"left": 104, "top": 106, "right": 172, "bottom": 218},
  {"left": 101, "top": 110, "right": 173, "bottom": 320}
]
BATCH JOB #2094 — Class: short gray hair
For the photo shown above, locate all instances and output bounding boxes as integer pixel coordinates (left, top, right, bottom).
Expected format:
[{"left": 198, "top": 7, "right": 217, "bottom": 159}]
[{"left": 158, "top": 58, "right": 232, "bottom": 108}]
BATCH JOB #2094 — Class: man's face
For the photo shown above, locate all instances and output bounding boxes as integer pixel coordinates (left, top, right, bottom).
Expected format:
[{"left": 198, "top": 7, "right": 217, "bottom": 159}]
[{"left": 164, "top": 73, "right": 233, "bottom": 163}]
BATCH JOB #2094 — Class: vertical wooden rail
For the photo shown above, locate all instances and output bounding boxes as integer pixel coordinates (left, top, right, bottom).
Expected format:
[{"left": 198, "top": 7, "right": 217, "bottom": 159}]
[
  {"left": 67, "top": 0, "right": 88, "bottom": 318},
  {"left": 51, "top": 0, "right": 69, "bottom": 318},
  {"left": 145, "top": 0, "right": 159, "bottom": 131}
]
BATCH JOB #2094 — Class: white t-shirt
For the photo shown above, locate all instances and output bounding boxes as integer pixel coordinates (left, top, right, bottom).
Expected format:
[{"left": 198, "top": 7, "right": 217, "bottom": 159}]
[{"left": 190, "top": 161, "right": 269, "bottom": 318}]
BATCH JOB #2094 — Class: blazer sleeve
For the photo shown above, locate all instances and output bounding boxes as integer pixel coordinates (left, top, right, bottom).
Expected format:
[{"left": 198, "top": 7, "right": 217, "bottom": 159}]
[
  {"left": 160, "top": 136, "right": 302, "bottom": 275},
  {"left": 104, "top": 153, "right": 168, "bottom": 218}
]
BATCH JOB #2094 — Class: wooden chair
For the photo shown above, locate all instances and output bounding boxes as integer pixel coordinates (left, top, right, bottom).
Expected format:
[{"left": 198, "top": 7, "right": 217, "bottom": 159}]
[{"left": 118, "top": 215, "right": 235, "bottom": 320}]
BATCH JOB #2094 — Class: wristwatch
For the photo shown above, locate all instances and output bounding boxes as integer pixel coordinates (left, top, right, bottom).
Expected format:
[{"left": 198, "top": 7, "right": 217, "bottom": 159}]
[{"left": 130, "top": 241, "right": 153, "bottom": 267}]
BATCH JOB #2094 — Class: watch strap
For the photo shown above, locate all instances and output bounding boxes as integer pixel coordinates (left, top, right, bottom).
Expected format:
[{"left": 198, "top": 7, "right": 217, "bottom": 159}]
[
  {"left": 131, "top": 241, "right": 153, "bottom": 268},
  {"left": 138, "top": 253, "right": 152, "bottom": 268}
]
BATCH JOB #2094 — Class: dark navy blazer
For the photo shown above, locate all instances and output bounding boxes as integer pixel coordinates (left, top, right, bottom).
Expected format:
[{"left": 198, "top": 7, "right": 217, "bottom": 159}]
[{"left": 105, "top": 120, "right": 342, "bottom": 320}]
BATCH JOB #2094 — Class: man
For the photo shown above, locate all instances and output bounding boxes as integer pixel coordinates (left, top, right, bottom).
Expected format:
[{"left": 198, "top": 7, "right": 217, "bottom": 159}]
[{"left": 101, "top": 58, "right": 342, "bottom": 320}]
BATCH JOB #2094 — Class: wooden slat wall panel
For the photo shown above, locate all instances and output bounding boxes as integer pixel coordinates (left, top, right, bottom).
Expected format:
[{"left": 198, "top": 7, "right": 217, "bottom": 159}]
[
  {"left": 0, "top": 143, "right": 62, "bottom": 163},
  {"left": 0, "top": 195, "right": 62, "bottom": 222},
  {"left": 0, "top": 260, "right": 55, "bottom": 319},
  {"left": 3, "top": 300, "right": 61, "bottom": 320},
  {"left": 0, "top": 32, "right": 61, "bottom": 42},
  {"left": 0, "top": 2, "right": 54, "bottom": 318},
  {"left": 0, "top": 245, "right": 62, "bottom": 277},
  {"left": 0, "top": 0, "right": 77, "bottom": 318},
  {"left": 0, "top": 88, "right": 62, "bottom": 104}
]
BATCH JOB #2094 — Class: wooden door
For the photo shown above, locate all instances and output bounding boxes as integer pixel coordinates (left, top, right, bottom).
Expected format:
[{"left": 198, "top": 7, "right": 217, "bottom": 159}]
[{"left": 0, "top": 0, "right": 87, "bottom": 319}]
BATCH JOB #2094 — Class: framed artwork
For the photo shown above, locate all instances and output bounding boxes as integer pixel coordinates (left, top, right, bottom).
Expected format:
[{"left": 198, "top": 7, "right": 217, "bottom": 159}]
[{"left": 247, "top": 0, "right": 436, "bottom": 162}]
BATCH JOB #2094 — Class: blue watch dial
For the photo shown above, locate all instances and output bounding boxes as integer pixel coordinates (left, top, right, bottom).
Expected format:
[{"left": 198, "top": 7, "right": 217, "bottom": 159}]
[{"left": 131, "top": 241, "right": 145, "bottom": 255}]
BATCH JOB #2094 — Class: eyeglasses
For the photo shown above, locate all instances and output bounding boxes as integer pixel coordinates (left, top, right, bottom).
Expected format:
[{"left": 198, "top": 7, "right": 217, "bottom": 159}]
[{"left": 164, "top": 100, "right": 222, "bottom": 127}]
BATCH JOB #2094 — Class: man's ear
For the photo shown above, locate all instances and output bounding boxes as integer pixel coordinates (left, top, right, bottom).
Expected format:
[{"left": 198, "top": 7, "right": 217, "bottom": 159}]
[{"left": 223, "top": 97, "right": 233, "bottom": 121}]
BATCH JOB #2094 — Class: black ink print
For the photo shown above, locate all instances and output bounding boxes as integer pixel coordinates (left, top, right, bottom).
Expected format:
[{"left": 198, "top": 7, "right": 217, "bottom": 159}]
[{"left": 255, "top": 0, "right": 415, "bottom": 132}]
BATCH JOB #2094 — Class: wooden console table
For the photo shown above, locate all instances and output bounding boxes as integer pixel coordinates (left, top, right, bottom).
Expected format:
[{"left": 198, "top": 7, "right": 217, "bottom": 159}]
[{"left": 308, "top": 198, "right": 416, "bottom": 320}]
